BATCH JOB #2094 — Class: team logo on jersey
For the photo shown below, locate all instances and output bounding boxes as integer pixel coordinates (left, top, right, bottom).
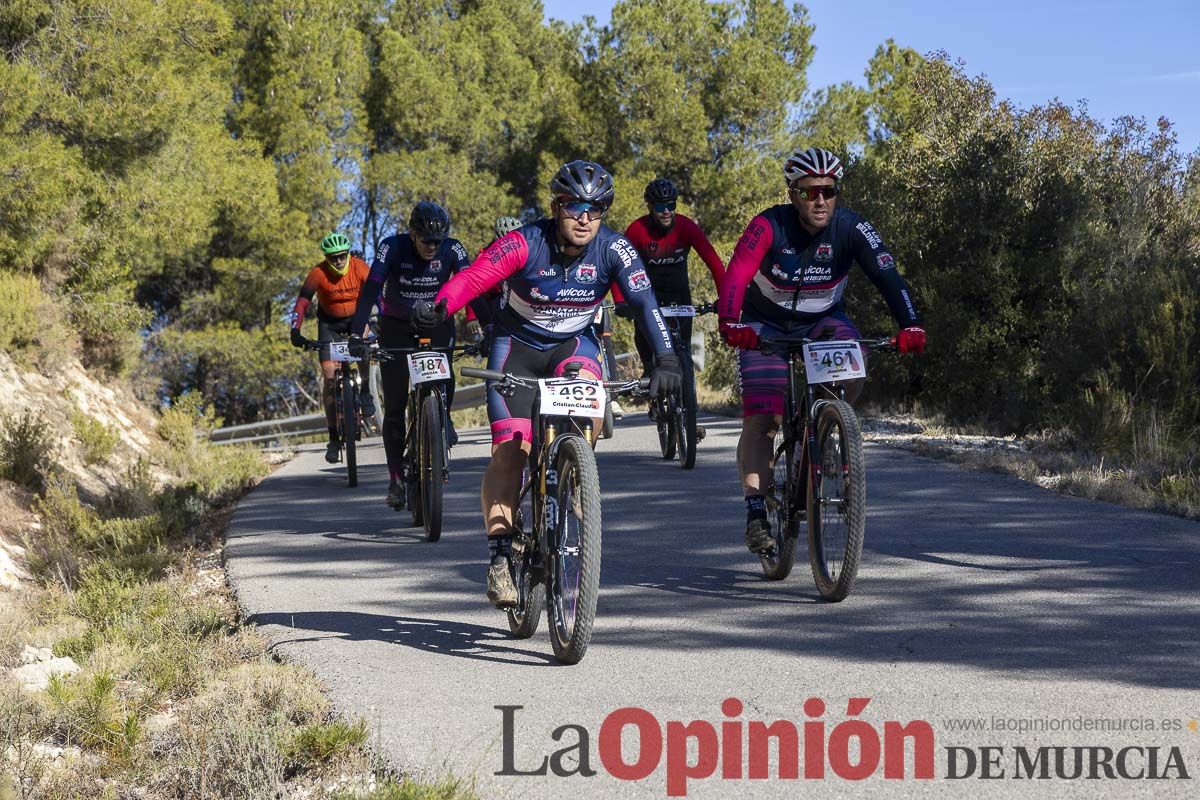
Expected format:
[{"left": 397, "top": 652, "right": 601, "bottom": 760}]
[
  {"left": 815, "top": 243, "right": 833, "bottom": 261},
  {"left": 876, "top": 253, "right": 895, "bottom": 270},
  {"left": 770, "top": 263, "right": 789, "bottom": 281},
  {"left": 537, "top": 268, "right": 555, "bottom": 277},
  {"left": 647, "top": 241, "right": 659, "bottom": 254},
  {"left": 627, "top": 269, "right": 651, "bottom": 292},
  {"left": 377, "top": 243, "right": 390, "bottom": 263},
  {"left": 575, "top": 263, "right": 597, "bottom": 283},
  {"left": 804, "top": 265, "right": 833, "bottom": 281},
  {"left": 530, "top": 287, "right": 551, "bottom": 302},
  {"left": 429, "top": 260, "right": 441, "bottom": 270}
]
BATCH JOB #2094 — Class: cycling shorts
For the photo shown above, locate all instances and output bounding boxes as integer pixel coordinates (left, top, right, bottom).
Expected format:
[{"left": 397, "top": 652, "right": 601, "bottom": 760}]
[
  {"left": 737, "top": 311, "right": 860, "bottom": 417},
  {"left": 486, "top": 331, "right": 603, "bottom": 445},
  {"left": 317, "top": 315, "right": 353, "bottom": 362}
]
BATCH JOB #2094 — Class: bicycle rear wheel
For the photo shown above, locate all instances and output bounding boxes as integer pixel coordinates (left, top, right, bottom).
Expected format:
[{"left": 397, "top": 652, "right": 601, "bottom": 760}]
[
  {"left": 340, "top": 373, "right": 358, "bottom": 488},
  {"left": 807, "top": 400, "right": 865, "bottom": 601},
  {"left": 677, "top": 361, "right": 698, "bottom": 470},
  {"left": 419, "top": 393, "right": 445, "bottom": 542},
  {"left": 507, "top": 472, "right": 545, "bottom": 638},
  {"left": 760, "top": 428, "right": 800, "bottom": 580},
  {"left": 546, "top": 436, "right": 602, "bottom": 665}
]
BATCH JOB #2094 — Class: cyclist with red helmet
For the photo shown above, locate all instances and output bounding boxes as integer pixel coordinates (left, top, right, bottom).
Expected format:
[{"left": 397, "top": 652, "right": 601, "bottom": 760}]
[
  {"left": 717, "top": 147, "right": 926, "bottom": 555},
  {"left": 289, "top": 232, "right": 374, "bottom": 463},
  {"left": 410, "top": 160, "right": 682, "bottom": 608},
  {"left": 614, "top": 178, "right": 726, "bottom": 378}
]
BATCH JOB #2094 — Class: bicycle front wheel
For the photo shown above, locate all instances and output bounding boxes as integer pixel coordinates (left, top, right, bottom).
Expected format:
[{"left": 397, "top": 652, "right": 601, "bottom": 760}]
[
  {"left": 807, "top": 400, "right": 866, "bottom": 601},
  {"left": 419, "top": 393, "right": 445, "bottom": 542},
  {"left": 677, "top": 362, "right": 698, "bottom": 470},
  {"left": 340, "top": 373, "right": 358, "bottom": 488},
  {"left": 546, "top": 436, "right": 602, "bottom": 665},
  {"left": 656, "top": 396, "right": 675, "bottom": 459}
]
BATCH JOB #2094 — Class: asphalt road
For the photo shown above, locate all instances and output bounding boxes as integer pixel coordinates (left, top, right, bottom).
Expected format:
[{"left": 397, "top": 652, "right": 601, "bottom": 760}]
[{"left": 226, "top": 415, "right": 1200, "bottom": 799}]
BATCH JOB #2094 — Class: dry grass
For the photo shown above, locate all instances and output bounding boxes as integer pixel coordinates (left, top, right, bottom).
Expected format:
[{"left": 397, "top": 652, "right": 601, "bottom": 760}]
[{"left": 2, "top": 400, "right": 478, "bottom": 799}]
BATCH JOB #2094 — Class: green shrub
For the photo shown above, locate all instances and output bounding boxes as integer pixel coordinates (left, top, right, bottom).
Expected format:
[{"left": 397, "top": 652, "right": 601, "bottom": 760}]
[
  {"left": 42, "top": 670, "right": 141, "bottom": 756},
  {"left": 0, "top": 272, "right": 46, "bottom": 356},
  {"left": 283, "top": 719, "right": 368, "bottom": 769},
  {"left": 69, "top": 407, "right": 119, "bottom": 465},
  {"left": 0, "top": 409, "right": 56, "bottom": 491}
]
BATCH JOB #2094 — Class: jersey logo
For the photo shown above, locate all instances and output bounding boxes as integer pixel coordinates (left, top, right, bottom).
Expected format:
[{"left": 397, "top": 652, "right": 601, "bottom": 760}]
[
  {"left": 575, "top": 263, "right": 597, "bottom": 283},
  {"left": 537, "top": 268, "right": 555, "bottom": 277},
  {"left": 647, "top": 241, "right": 659, "bottom": 254},
  {"left": 627, "top": 269, "right": 651, "bottom": 292},
  {"left": 530, "top": 287, "right": 551, "bottom": 302},
  {"left": 856, "top": 221, "right": 882, "bottom": 250},
  {"left": 876, "top": 253, "right": 895, "bottom": 270},
  {"left": 815, "top": 243, "right": 833, "bottom": 262},
  {"left": 770, "top": 263, "right": 789, "bottom": 281}
]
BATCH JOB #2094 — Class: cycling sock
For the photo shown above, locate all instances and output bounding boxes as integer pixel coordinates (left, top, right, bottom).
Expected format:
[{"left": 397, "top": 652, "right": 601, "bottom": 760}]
[
  {"left": 327, "top": 426, "right": 339, "bottom": 442},
  {"left": 745, "top": 495, "right": 768, "bottom": 522},
  {"left": 488, "top": 534, "right": 513, "bottom": 565}
]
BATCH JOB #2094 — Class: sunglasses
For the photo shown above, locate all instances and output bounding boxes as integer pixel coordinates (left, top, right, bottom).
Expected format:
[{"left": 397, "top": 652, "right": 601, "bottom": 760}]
[
  {"left": 327, "top": 251, "right": 350, "bottom": 262},
  {"left": 651, "top": 202, "right": 676, "bottom": 212},
  {"left": 559, "top": 200, "right": 608, "bottom": 222},
  {"left": 414, "top": 236, "right": 444, "bottom": 246},
  {"left": 790, "top": 185, "right": 840, "bottom": 201}
]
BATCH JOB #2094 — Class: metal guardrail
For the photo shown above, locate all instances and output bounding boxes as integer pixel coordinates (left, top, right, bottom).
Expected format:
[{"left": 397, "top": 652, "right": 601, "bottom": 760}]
[{"left": 209, "top": 350, "right": 653, "bottom": 447}]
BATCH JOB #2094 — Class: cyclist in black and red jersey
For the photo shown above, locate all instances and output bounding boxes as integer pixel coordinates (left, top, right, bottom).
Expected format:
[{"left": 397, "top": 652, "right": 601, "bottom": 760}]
[
  {"left": 289, "top": 231, "right": 374, "bottom": 464},
  {"left": 410, "top": 160, "right": 682, "bottom": 608},
  {"left": 717, "top": 147, "right": 926, "bottom": 555},
  {"left": 614, "top": 178, "right": 726, "bottom": 380}
]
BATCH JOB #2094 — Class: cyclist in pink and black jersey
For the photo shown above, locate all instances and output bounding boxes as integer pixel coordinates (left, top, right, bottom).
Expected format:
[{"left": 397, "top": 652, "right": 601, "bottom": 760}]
[{"left": 717, "top": 147, "right": 927, "bottom": 556}]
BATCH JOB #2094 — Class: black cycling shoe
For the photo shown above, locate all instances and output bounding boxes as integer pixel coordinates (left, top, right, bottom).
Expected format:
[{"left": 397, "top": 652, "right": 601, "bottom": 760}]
[
  {"left": 325, "top": 440, "right": 340, "bottom": 464},
  {"left": 385, "top": 480, "right": 404, "bottom": 510},
  {"left": 745, "top": 518, "right": 776, "bottom": 555}
]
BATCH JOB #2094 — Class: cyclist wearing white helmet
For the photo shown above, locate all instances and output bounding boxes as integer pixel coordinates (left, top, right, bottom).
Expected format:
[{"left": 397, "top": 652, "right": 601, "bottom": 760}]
[{"left": 717, "top": 147, "right": 926, "bottom": 556}]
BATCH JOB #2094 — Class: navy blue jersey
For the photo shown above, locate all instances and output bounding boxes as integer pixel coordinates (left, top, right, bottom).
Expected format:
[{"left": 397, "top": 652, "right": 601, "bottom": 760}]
[
  {"left": 719, "top": 205, "right": 920, "bottom": 329},
  {"left": 437, "top": 219, "right": 674, "bottom": 354},
  {"left": 351, "top": 233, "right": 471, "bottom": 332}
]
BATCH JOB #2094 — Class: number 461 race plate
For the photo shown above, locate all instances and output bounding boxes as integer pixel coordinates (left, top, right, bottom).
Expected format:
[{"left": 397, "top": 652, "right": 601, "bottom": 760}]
[{"left": 802, "top": 341, "right": 867, "bottom": 384}]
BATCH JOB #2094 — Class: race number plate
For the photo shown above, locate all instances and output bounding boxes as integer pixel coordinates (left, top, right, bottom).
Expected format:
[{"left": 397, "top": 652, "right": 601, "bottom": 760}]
[
  {"left": 660, "top": 304, "right": 696, "bottom": 318},
  {"left": 802, "top": 341, "right": 867, "bottom": 384},
  {"left": 593, "top": 305, "right": 606, "bottom": 324},
  {"left": 538, "top": 377, "right": 607, "bottom": 416},
  {"left": 328, "top": 341, "right": 355, "bottom": 362},
  {"left": 407, "top": 352, "right": 451, "bottom": 385}
]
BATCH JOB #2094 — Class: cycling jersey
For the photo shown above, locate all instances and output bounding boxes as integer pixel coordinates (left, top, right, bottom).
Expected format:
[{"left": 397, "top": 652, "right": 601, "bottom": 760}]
[
  {"left": 351, "top": 233, "right": 472, "bottom": 332},
  {"left": 719, "top": 205, "right": 920, "bottom": 329},
  {"left": 436, "top": 219, "right": 674, "bottom": 357},
  {"left": 615, "top": 213, "right": 725, "bottom": 302},
  {"left": 291, "top": 256, "right": 371, "bottom": 326}
]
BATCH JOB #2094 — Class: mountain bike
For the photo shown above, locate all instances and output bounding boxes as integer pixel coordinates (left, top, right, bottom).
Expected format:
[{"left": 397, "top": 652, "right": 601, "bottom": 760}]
[
  {"left": 652, "top": 301, "right": 715, "bottom": 469},
  {"left": 758, "top": 335, "right": 897, "bottom": 600},
  {"left": 300, "top": 337, "right": 365, "bottom": 487},
  {"left": 460, "top": 361, "right": 646, "bottom": 664},
  {"left": 370, "top": 340, "right": 479, "bottom": 542}
]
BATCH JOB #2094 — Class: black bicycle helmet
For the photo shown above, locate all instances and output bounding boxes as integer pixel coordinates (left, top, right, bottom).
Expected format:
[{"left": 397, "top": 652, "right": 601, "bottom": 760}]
[
  {"left": 644, "top": 178, "right": 678, "bottom": 204},
  {"left": 549, "top": 160, "right": 615, "bottom": 208},
  {"left": 409, "top": 201, "right": 451, "bottom": 240}
]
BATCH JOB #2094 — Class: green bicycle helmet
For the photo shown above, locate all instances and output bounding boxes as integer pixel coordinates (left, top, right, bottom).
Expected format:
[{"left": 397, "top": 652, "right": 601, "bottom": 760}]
[{"left": 320, "top": 231, "right": 351, "bottom": 255}]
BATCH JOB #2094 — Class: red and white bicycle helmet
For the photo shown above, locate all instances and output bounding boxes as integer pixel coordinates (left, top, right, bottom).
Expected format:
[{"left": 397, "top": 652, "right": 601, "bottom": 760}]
[{"left": 783, "top": 147, "right": 844, "bottom": 184}]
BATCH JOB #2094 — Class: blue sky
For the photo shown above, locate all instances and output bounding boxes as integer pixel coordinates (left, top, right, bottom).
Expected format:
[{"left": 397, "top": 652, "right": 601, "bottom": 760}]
[{"left": 542, "top": 0, "right": 1200, "bottom": 154}]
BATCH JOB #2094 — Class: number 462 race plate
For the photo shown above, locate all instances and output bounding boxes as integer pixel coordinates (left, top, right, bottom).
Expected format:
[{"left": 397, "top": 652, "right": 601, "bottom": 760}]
[
  {"left": 539, "top": 377, "right": 607, "bottom": 416},
  {"left": 802, "top": 341, "right": 867, "bottom": 384}
]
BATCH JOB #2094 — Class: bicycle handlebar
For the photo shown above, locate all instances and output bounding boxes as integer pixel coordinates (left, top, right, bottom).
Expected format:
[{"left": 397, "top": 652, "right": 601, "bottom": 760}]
[
  {"left": 459, "top": 367, "right": 650, "bottom": 397},
  {"left": 757, "top": 336, "right": 897, "bottom": 355}
]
